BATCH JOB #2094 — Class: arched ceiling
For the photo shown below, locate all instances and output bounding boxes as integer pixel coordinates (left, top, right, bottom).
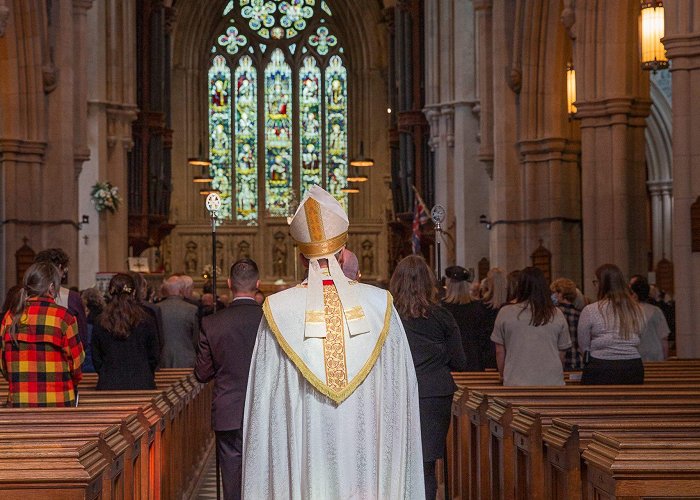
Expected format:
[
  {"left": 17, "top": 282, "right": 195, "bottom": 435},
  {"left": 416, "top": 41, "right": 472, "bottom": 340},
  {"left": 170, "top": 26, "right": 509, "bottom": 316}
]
[{"left": 171, "top": 0, "right": 390, "bottom": 76}]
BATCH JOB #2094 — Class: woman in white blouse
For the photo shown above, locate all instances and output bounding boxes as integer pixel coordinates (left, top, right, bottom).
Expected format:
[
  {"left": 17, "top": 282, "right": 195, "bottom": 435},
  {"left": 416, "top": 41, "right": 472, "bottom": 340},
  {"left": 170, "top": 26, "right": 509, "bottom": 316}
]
[{"left": 578, "top": 264, "right": 646, "bottom": 384}]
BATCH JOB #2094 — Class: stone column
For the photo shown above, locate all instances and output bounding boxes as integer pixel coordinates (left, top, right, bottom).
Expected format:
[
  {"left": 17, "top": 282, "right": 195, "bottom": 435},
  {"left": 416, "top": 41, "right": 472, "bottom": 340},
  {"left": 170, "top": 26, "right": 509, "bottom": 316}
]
[
  {"left": 574, "top": 0, "right": 650, "bottom": 295},
  {"left": 81, "top": 0, "right": 136, "bottom": 286},
  {"left": 663, "top": 1, "right": 700, "bottom": 356}
]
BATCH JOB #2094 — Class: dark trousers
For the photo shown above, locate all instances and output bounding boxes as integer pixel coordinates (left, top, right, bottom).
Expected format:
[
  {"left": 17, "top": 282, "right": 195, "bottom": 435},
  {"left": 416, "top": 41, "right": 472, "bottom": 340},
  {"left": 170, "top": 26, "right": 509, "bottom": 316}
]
[
  {"left": 581, "top": 356, "right": 644, "bottom": 385},
  {"left": 216, "top": 429, "right": 243, "bottom": 500}
]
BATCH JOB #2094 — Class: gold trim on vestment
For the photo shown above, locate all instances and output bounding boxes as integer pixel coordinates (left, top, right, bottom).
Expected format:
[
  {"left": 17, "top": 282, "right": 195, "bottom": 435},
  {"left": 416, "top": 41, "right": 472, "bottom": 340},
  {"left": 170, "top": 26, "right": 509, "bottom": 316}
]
[
  {"left": 304, "top": 198, "right": 326, "bottom": 241},
  {"left": 344, "top": 306, "right": 365, "bottom": 321},
  {"left": 263, "top": 291, "right": 393, "bottom": 405},
  {"left": 322, "top": 284, "right": 348, "bottom": 390},
  {"left": 305, "top": 310, "right": 325, "bottom": 323},
  {"left": 294, "top": 232, "right": 348, "bottom": 258}
]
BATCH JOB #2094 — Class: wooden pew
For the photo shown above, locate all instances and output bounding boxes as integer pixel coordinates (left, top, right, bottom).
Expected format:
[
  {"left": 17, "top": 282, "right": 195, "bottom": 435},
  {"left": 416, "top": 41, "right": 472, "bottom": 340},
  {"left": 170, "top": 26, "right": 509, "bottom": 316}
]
[
  {"left": 0, "top": 438, "right": 108, "bottom": 499},
  {"left": 0, "top": 425, "right": 128, "bottom": 500},
  {"left": 453, "top": 385, "right": 700, "bottom": 500},
  {"left": 543, "top": 416, "right": 700, "bottom": 500},
  {"left": 0, "top": 369, "right": 213, "bottom": 500},
  {"left": 582, "top": 434, "right": 700, "bottom": 499},
  {"left": 0, "top": 407, "right": 148, "bottom": 500},
  {"left": 488, "top": 397, "right": 700, "bottom": 500}
]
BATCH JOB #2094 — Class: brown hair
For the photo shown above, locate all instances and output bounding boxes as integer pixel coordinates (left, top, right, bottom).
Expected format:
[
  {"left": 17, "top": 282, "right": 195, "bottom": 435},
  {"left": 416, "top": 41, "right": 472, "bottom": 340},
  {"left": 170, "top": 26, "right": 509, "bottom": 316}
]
[
  {"left": 595, "top": 264, "right": 643, "bottom": 339},
  {"left": 389, "top": 255, "right": 437, "bottom": 319},
  {"left": 7, "top": 262, "right": 62, "bottom": 341},
  {"left": 99, "top": 273, "right": 146, "bottom": 339},
  {"left": 515, "top": 267, "right": 556, "bottom": 327}
]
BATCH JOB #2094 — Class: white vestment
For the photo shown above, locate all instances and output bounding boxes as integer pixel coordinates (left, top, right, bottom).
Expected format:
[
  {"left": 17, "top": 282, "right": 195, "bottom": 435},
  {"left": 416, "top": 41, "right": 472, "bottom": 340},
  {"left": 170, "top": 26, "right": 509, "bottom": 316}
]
[{"left": 242, "top": 282, "right": 425, "bottom": 499}]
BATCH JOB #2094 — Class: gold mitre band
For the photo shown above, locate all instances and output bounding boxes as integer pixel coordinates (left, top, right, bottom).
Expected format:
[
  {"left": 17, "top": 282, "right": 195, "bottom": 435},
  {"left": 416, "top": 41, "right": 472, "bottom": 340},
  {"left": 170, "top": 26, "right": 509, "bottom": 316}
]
[{"left": 295, "top": 232, "right": 348, "bottom": 258}]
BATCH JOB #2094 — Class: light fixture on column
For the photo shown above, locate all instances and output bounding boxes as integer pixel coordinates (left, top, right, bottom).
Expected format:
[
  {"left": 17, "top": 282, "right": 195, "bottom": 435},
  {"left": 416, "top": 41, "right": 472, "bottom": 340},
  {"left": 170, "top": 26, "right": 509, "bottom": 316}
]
[
  {"left": 199, "top": 188, "right": 221, "bottom": 196},
  {"left": 349, "top": 141, "right": 374, "bottom": 167},
  {"left": 566, "top": 62, "right": 577, "bottom": 116},
  {"left": 640, "top": 0, "right": 668, "bottom": 72},
  {"left": 346, "top": 170, "right": 369, "bottom": 183},
  {"left": 340, "top": 186, "right": 360, "bottom": 194},
  {"left": 192, "top": 174, "right": 214, "bottom": 183}
]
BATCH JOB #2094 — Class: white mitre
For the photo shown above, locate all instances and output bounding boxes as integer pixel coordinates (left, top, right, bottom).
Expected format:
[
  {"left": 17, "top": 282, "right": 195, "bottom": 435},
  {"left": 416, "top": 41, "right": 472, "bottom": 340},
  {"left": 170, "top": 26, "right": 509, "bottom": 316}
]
[{"left": 289, "top": 185, "right": 370, "bottom": 338}]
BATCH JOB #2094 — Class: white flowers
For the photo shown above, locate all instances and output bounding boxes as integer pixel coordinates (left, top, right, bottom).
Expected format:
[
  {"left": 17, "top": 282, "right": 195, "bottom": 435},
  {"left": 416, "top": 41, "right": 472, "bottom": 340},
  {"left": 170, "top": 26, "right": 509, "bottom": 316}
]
[{"left": 91, "top": 181, "right": 122, "bottom": 214}]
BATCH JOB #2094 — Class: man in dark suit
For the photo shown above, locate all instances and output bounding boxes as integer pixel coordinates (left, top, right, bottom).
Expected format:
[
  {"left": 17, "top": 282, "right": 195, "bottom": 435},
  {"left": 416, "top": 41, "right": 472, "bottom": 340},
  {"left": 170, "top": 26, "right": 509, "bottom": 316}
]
[{"left": 194, "top": 258, "right": 263, "bottom": 500}]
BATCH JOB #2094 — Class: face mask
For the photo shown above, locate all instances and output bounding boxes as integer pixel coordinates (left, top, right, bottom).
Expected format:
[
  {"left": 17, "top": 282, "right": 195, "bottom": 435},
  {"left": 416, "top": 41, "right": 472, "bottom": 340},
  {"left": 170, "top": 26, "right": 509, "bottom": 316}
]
[{"left": 551, "top": 292, "right": 559, "bottom": 305}]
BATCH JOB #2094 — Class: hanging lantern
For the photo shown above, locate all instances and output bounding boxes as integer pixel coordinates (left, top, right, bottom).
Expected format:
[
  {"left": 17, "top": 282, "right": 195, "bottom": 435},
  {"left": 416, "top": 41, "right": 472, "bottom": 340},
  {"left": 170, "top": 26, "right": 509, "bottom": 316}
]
[
  {"left": 640, "top": 0, "right": 668, "bottom": 72},
  {"left": 566, "top": 62, "right": 577, "bottom": 116}
]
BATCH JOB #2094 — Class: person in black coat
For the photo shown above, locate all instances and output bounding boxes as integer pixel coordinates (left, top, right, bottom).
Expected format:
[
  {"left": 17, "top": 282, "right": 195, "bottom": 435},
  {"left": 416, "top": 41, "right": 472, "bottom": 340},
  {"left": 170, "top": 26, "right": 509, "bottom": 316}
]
[
  {"left": 195, "top": 258, "right": 263, "bottom": 500},
  {"left": 92, "top": 274, "right": 160, "bottom": 390},
  {"left": 390, "top": 255, "right": 467, "bottom": 500}
]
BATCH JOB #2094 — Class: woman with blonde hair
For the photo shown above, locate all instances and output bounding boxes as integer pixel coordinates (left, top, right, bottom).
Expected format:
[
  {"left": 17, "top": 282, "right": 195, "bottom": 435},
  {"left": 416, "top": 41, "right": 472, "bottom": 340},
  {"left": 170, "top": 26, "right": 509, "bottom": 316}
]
[
  {"left": 390, "top": 255, "right": 467, "bottom": 499},
  {"left": 443, "top": 266, "right": 495, "bottom": 371},
  {"left": 578, "top": 264, "right": 645, "bottom": 384},
  {"left": 1, "top": 262, "right": 85, "bottom": 406}
]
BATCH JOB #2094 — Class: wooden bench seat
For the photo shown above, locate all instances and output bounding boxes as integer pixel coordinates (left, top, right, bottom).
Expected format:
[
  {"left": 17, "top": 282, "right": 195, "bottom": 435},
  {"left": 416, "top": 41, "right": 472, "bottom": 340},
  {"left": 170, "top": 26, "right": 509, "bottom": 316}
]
[
  {"left": 0, "top": 437, "right": 108, "bottom": 499},
  {"left": 582, "top": 433, "right": 700, "bottom": 499},
  {"left": 543, "top": 416, "right": 700, "bottom": 500},
  {"left": 0, "top": 425, "right": 128, "bottom": 500},
  {"left": 450, "top": 385, "right": 700, "bottom": 500},
  {"left": 488, "top": 397, "right": 700, "bottom": 500}
]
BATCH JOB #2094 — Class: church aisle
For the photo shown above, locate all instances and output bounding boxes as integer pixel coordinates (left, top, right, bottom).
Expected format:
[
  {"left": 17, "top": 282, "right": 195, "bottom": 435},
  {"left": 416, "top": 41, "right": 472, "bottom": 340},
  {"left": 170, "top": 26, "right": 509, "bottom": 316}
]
[{"left": 194, "top": 448, "right": 220, "bottom": 499}]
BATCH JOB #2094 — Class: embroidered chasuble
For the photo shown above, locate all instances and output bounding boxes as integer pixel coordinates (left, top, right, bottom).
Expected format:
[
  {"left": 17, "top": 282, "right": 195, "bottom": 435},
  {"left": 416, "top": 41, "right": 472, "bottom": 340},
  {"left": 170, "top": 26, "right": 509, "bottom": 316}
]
[{"left": 241, "top": 281, "right": 425, "bottom": 499}]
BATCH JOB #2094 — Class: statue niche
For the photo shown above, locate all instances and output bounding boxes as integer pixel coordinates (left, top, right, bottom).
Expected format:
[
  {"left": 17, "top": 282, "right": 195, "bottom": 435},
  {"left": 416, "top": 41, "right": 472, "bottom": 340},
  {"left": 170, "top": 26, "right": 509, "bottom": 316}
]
[
  {"left": 272, "top": 231, "right": 288, "bottom": 278},
  {"left": 361, "top": 239, "right": 374, "bottom": 276},
  {"left": 184, "top": 241, "right": 198, "bottom": 274}
]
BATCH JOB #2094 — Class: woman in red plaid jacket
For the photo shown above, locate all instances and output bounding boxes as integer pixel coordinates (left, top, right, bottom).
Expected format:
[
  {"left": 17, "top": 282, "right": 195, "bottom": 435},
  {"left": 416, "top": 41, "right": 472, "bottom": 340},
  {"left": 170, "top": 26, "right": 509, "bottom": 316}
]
[{"left": 1, "top": 261, "right": 85, "bottom": 407}]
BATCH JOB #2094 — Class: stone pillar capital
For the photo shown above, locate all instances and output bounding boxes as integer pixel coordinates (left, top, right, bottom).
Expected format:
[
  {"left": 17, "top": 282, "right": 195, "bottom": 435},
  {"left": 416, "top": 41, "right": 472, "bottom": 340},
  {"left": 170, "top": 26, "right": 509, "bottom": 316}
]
[
  {"left": 663, "top": 34, "right": 700, "bottom": 70},
  {"left": 72, "top": 0, "right": 94, "bottom": 14},
  {"left": 472, "top": 0, "right": 492, "bottom": 11},
  {"left": 575, "top": 97, "right": 651, "bottom": 127}
]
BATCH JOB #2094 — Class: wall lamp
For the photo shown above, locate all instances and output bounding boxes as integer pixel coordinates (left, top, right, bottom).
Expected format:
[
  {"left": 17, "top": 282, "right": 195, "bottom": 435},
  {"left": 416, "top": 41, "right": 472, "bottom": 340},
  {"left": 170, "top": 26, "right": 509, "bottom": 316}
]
[{"left": 479, "top": 214, "right": 492, "bottom": 230}]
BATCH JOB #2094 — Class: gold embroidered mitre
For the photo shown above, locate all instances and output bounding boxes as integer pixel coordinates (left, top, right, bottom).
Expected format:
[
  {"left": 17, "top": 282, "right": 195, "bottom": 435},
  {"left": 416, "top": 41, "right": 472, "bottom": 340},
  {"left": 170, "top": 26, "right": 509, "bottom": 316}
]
[{"left": 289, "top": 185, "right": 370, "bottom": 338}]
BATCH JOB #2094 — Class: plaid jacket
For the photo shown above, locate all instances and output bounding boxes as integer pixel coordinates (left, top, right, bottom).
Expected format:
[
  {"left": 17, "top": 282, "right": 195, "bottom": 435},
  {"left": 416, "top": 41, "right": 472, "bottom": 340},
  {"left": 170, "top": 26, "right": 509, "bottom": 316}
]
[
  {"left": 1, "top": 296, "right": 85, "bottom": 407},
  {"left": 558, "top": 303, "right": 583, "bottom": 371}
]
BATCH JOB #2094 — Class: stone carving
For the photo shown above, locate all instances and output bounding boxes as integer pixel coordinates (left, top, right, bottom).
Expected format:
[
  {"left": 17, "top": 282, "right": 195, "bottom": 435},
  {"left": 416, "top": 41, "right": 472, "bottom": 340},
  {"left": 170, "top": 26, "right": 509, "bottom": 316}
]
[
  {"left": 43, "top": 63, "right": 58, "bottom": 94},
  {"left": 237, "top": 240, "right": 251, "bottom": 260},
  {"left": 272, "top": 231, "right": 288, "bottom": 277},
  {"left": 361, "top": 239, "right": 374, "bottom": 276},
  {"left": 507, "top": 66, "right": 522, "bottom": 94},
  {"left": 0, "top": 4, "right": 9, "bottom": 37},
  {"left": 216, "top": 240, "right": 224, "bottom": 271},
  {"left": 184, "top": 241, "right": 198, "bottom": 274},
  {"left": 561, "top": 0, "right": 576, "bottom": 40}
]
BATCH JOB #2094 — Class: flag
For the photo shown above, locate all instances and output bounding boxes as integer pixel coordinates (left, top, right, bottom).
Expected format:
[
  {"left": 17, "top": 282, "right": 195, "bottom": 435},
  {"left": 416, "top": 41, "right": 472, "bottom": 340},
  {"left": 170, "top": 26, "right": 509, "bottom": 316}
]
[{"left": 411, "top": 188, "right": 430, "bottom": 255}]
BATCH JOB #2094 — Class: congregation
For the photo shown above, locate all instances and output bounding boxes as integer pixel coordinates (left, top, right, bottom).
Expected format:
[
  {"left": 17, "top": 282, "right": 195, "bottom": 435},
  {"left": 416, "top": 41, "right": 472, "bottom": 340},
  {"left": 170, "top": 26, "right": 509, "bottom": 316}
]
[{"left": 0, "top": 233, "right": 676, "bottom": 499}]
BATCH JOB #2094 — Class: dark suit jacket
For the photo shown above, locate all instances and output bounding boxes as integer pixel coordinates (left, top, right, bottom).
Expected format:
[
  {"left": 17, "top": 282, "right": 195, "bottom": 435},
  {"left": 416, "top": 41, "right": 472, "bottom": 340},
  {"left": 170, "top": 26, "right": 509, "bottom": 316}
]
[
  {"left": 400, "top": 304, "right": 468, "bottom": 397},
  {"left": 195, "top": 298, "right": 263, "bottom": 431}
]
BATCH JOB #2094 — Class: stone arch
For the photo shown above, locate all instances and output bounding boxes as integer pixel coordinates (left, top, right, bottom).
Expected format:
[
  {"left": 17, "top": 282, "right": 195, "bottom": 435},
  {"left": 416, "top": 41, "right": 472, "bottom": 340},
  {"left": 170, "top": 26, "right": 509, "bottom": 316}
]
[
  {"left": 645, "top": 75, "right": 673, "bottom": 263},
  {"left": 166, "top": 0, "right": 391, "bottom": 281}
]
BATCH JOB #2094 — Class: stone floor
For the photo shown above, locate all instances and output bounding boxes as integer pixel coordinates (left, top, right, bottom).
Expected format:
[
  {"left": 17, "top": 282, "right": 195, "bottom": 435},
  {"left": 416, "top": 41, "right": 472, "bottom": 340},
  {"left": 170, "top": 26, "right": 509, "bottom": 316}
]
[{"left": 194, "top": 449, "right": 220, "bottom": 499}]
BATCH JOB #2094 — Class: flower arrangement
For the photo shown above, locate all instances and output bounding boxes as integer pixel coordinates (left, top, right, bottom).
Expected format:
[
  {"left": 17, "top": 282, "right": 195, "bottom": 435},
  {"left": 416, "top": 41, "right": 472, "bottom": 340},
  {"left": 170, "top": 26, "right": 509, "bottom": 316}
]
[{"left": 90, "top": 181, "right": 122, "bottom": 214}]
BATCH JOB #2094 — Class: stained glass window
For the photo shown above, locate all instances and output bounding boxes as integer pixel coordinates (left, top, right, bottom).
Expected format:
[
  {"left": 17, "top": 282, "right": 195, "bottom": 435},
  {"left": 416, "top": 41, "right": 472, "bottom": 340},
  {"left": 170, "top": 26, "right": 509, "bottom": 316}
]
[
  {"left": 207, "top": 0, "right": 348, "bottom": 222},
  {"left": 325, "top": 55, "right": 348, "bottom": 208},
  {"left": 234, "top": 55, "right": 258, "bottom": 222},
  {"left": 300, "top": 57, "right": 322, "bottom": 198},
  {"left": 264, "top": 49, "right": 293, "bottom": 216},
  {"left": 208, "top": 55, "right": 233, "bottom": 219}
]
